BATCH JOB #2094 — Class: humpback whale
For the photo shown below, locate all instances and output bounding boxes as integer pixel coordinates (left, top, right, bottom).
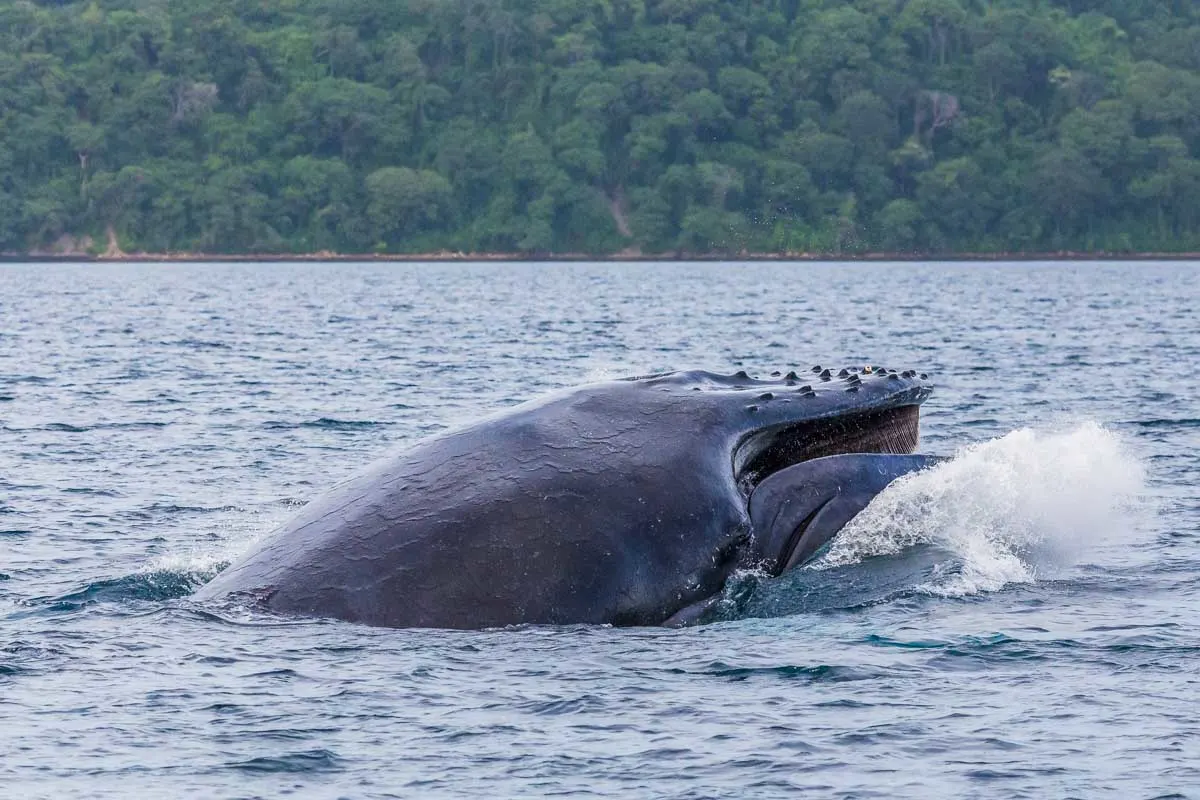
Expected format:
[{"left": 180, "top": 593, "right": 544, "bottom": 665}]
[{"left": 194, "top": 367, "right": 939, "bottom": 628}]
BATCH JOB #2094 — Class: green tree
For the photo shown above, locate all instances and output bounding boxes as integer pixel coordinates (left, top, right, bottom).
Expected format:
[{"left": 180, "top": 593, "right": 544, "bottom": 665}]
[
  {"left": 1, "top": 0, "right": 1200, "bottom": 255},
  {"left": 873, "top": 199, "right": 922, "bottom": 251},
  {"left": 366, "top": 166, "right": 453, "bottom": 248}
]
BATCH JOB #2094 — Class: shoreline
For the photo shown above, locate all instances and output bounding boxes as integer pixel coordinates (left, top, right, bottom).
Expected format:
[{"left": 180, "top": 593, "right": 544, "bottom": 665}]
[{"left": 4, "top": 250, "right": 1200, "bottom": 263}]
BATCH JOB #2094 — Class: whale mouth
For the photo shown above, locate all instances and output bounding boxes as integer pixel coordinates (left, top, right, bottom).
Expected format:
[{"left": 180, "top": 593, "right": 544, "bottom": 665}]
[{"left": 734, "top": 405, "right": 921, "bottom": 496}]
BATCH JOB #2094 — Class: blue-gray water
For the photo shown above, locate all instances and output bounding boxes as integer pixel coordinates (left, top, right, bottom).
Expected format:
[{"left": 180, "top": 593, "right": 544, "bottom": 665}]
[{"left": 0, "top": 261, "right": 1196, "bottom": 798}]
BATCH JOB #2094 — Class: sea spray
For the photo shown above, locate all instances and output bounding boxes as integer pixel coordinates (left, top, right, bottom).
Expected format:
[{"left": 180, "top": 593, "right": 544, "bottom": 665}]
[
  {"left": 143, "top": 500, "right": 307, "bottom": 586},
  {"left": 811, "top": 421, "right": 1147, "bottom": 596}
]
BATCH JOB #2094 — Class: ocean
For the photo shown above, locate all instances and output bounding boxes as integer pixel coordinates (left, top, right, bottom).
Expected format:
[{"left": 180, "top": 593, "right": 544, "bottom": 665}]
[{"left": 1, "top": 261, "right": 1196, "bottom": 798}]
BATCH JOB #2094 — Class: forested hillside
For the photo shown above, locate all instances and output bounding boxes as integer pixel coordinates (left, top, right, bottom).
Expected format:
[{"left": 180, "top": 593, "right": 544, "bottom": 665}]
[{"left": 3, "top": 0, "right": 1200, "bottom": 255}]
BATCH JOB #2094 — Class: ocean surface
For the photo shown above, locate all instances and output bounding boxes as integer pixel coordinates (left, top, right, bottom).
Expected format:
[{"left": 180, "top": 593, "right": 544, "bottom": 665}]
[{"left": 0, "top": 261, "right": 1196, "bottom": 799}]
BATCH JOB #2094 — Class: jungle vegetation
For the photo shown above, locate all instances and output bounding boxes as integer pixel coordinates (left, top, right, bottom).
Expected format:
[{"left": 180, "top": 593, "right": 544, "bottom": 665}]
[{"left": 3, "top": 0, "right": 1200, "bottom": 255}]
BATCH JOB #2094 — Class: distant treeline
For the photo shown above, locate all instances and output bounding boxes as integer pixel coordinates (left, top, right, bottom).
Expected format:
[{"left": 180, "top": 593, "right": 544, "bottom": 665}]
[{"left": 3, "top": 0, "right": 1200, "bottom": 255}]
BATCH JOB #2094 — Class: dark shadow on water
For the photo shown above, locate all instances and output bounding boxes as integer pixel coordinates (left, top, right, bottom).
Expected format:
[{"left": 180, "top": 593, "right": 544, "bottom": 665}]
[
  {"left": 18, "top": 568, "right": 223, "bottom": 615},
  {"left": 704, "top": 545, "right": 951, "bottom": 623}
]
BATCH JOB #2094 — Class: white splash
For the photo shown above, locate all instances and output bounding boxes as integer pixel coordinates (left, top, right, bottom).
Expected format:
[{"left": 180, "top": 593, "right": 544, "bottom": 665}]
[
  {"left": 810, "top": 422, "right": 1148, "bottom": 596},
  {"left": 141, "top": 501, "right": 304, "bottom": 582},
  {"left": 580, "top": 364, "right": 635, "bottom": 383}
]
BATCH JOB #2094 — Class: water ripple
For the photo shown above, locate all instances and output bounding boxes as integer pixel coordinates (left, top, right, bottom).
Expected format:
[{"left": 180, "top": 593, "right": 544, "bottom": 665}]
[{"left": 0, "top": 261, "right": 1196, "bottom": 798}]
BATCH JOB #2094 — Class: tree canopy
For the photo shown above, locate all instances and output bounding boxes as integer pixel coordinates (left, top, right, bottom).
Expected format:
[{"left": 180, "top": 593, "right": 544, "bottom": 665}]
[{"left": 3, "top": 0, "right": 1200, "bottom": 255}]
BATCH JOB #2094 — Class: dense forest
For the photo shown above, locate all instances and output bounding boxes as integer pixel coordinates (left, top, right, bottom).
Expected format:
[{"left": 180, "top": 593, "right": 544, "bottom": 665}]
[{"left": 2, "top": 0, "right": 1200, "bottom": 255}]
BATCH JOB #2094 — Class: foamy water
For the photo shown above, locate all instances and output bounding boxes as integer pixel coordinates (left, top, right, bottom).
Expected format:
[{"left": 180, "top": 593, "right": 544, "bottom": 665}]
[{"left": 813, "top": 422, "right": 1149, "bottom": 596}]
